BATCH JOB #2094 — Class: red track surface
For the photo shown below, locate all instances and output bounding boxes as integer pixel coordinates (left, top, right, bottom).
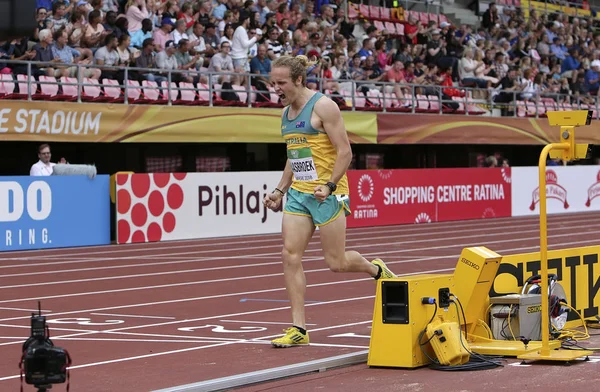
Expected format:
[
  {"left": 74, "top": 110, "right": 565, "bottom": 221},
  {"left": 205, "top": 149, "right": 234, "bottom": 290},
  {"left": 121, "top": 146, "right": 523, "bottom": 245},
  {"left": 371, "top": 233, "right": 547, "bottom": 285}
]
[{"left": 1, "top": 213, "right": 599, "bottom": 392}]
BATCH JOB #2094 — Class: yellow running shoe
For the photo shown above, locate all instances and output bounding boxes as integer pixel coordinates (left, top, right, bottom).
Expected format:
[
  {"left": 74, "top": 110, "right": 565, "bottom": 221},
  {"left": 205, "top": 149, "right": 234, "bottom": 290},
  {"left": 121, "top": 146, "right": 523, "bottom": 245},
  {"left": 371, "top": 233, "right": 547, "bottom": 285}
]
[
  {"left": 271, "top": 327, "right": 309, "bottom": 348},
  {"left": 372, "top": 258, "right": 396, "bottom": 280}
]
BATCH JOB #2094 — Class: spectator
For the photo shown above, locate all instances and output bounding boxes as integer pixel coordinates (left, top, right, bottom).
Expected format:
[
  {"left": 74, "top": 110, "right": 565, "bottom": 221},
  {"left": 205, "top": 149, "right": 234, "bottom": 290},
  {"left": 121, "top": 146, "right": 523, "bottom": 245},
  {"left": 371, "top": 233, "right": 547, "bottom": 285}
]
[
  {"left": 173, "top": 39, "right": 199, "bottom": 83},
  {"left": 231, "top": 13, "right": 258, "bottom": 72},
  {"left": 130, "top": 18, "right": 153, "bottom": 49},
  {"left": 208, "top": 41, "right": 234, "bottom": 82},
  {"left": 153, "top": 17, "right": 175, "bottom": 52},
  {"left": 135, "top": 38, "right": 166, "bottom": 84},
  {"left": 585, "top": 60, "right": 600, "bottom": 95},
  {"left": 94, "top": 33, "right": 121, "bottom": 80},
  {"left": 188, "top": 22, "right": 213, "bottom": 67},
  {"left": 52, "top": 28, "right": 101, "bottom": 79},
  {"left": 172, "top": 19, "right": 190, "bottom": 45},
  {"left": 125, "top": 0, "right": 149, "bottom": 35},
  {"left": 30, "top": 144, "right": 65, "bottom": 176},
  {"left": 155, "top": 40, "right": 181, "bottom": 81},
  {"left": 82, "top": 9, "right": 107, "bottom": 50},
  {"left": 47, "top": 1, "right": 69, "bottom": 33},
  {"left": 33, "top": 29, "right": 62, "bottom": 77},
  {"left": 203, "top": 23, "right": 220, "bottom": 52}
]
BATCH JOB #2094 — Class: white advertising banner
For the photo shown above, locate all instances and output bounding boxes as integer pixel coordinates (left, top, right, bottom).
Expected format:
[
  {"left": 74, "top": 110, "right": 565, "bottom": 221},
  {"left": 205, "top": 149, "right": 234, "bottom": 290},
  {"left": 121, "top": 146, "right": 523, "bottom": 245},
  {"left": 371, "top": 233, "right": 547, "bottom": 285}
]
[
  {"left": 116, "top": 171, "right": 284, "bottom": 244},
  {"left": 511, "top": 165, "right": 600, "bottom": 217}
]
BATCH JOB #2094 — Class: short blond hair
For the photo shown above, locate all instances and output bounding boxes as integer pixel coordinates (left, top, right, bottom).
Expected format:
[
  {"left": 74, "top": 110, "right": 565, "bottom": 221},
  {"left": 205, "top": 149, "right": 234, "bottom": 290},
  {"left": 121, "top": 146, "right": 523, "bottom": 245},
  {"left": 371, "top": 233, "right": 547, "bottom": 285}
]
[{"left": 272, "top": 55, "right": 318, "bottom": 86}]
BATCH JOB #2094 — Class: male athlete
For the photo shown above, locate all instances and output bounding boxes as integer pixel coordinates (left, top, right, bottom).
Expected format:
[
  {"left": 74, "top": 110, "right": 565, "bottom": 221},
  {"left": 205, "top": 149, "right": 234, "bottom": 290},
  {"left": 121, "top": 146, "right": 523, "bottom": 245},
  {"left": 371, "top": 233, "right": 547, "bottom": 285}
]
[{"left": 263, "top": 55, "right": 397, "bottom": 348}]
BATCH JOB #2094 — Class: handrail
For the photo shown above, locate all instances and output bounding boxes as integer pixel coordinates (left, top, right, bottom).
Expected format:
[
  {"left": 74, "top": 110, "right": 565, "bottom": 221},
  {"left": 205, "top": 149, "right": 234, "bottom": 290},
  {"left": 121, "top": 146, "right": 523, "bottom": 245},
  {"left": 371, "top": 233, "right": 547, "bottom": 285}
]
[{"left": 0, "top": 59, "right": 597, "bottom": 118}]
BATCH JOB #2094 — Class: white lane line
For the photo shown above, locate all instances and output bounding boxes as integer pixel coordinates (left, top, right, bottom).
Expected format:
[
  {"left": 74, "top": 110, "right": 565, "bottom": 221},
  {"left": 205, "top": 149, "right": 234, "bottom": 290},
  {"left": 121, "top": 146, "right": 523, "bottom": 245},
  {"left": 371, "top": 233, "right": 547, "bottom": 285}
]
[
  {"left": 90, "top": 313, "right": 176, "bottom": 320},
  {"left": 0, "top": 230, "right": 597, "bottom": 300},
  {"left": 219, "top": 320, "right": 318, "bottom": 326},
  {"left": 0, "top": 212, "right": 588, "bottom": 262}
]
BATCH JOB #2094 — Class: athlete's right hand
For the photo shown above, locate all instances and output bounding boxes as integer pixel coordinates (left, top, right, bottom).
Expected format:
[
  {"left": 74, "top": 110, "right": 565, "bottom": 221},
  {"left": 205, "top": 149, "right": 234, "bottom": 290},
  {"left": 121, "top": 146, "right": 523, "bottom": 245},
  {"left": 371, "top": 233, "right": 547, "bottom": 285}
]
[{"left": 263, "top": 192, "right": 282, "bottom": 211}]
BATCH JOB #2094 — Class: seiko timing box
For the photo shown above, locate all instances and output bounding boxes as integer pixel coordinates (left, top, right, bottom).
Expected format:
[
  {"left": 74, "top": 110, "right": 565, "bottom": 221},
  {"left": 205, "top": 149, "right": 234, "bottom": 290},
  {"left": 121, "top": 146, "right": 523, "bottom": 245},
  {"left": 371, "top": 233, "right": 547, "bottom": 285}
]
[{"left": 489, "top": 294, "right": 542, "bottom": 341}]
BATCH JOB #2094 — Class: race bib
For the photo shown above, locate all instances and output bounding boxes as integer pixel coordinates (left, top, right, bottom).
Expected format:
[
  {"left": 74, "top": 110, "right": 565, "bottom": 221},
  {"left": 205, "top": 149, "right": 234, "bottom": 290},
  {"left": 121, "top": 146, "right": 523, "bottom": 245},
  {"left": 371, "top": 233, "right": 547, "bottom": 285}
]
[{"left": 288, "top": 147, "right": 319, "bottom": 181}]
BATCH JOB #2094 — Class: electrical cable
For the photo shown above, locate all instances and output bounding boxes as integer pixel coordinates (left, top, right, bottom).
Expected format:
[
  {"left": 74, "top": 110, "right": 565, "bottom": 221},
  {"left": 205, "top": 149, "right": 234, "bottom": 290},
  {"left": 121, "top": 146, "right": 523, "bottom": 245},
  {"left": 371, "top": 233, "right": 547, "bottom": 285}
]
[
  {"left": 418, "top": 294, "right": 504, "bottom": 371},
  {"left": 449, "top": 295, "right": 504, "bottom": 369}
]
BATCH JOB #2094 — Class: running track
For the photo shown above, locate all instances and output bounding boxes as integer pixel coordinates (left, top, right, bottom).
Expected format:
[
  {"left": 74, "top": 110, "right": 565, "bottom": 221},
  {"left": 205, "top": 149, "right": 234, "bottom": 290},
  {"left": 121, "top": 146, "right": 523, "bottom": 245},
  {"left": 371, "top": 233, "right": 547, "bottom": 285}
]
[{"left": 1, "top": 212, "right": 599, "bottom": 392}]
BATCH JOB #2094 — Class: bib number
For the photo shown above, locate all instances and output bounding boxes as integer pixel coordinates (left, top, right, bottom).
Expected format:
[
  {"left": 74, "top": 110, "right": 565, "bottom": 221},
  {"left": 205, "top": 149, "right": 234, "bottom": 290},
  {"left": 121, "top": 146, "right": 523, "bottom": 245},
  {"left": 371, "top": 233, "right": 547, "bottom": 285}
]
[{"left": 288, "top": 147, "right": 319, "bottom": 181}]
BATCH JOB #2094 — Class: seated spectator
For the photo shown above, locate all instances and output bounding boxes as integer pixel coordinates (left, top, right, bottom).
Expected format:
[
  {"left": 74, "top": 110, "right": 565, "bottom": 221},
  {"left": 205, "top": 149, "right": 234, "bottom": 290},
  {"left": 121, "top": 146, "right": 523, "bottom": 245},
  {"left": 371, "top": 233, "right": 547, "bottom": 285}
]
[
  {"left": 177, "top": 2, "right": 198, "bottom": 30},
  {"left": 135, "top": 38, "right": 167, "bottom": 84},
  {"left": 383, "top": 59, "right": 410, "bottom": 106},
  {"left": 173, "top": 39, "right": 200, "bottom": 83},
  {"left": 156, "top": 40, "right": 182, "bottom": 82},
  {"left": 125, "top": 0, "right": 149, "bottom": 35},
  {"left": 250, "top": 44, "right": 271, "bottom": 92},
  {"left": 52, "top": 28, "right": 101, "bottom": 79},
  {"left": 94, "top": 33, "right": 122, "bottom": 80},
  {"left": 33, "top": 29, "right": 63, "bottom": 77},
  {"left": 187, "top": 22, "right": 213, "bottom": 68},
  {"left": 172, "top": 19, "right": 189, "bottom": 46},
  {"left": 82, "top": 10, "right": 107, "bottom": 51},
  {"left": 153, "top": 17, "right": 175, "bottom": 52},
  {"left": 47, "top": 1, "right": 69, "bottom": 33},
  {"left": 130, "top": 19, "right": 153, "bottom": 49},
  {"left": 208, "top": 41, "right": 234, "bottom": 83},
  {"left": 459, "top": 47, "right": 490, "bottom": 88},
  {"left": 585, "top": 60, "right": 600, "bottom": 95}
]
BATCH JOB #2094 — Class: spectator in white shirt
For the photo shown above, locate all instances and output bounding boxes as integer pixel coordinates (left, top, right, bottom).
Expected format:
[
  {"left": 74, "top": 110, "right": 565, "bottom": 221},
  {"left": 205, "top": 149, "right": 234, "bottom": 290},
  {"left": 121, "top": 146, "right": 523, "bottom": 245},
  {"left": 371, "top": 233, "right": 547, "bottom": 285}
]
[
  {"left": 30, "top": 144, "right": 66, "bottom": 176},
  {"left": 156, "top": 40, "right": 182, "bottom": 81},
  {"left": 172, "top": 19, "right": 189, "bottom": 45},
  {"left": 231, "top": 11, "right": 259, "bottom": 72},
  {"left": 188, "top": 22, "right": 213, "bottom": 67},
  {"left": 208, "top": 41, "right": 234, "bottom": 83}
]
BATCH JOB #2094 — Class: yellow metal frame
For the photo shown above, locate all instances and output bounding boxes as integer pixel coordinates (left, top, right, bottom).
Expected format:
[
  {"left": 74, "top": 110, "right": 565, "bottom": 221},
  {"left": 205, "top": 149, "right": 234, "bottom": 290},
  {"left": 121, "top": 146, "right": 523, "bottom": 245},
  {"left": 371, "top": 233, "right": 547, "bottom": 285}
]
[{"left": 517, "top": 111, "right": 593, "bottom": 363}]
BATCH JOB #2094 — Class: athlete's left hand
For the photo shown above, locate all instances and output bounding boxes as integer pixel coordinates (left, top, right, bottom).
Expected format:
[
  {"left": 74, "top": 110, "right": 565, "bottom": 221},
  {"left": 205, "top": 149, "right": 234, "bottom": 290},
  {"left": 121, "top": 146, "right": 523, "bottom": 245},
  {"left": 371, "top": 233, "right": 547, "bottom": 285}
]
[{"left": 314, "top": 185, "right": 331, "bottom": 202}]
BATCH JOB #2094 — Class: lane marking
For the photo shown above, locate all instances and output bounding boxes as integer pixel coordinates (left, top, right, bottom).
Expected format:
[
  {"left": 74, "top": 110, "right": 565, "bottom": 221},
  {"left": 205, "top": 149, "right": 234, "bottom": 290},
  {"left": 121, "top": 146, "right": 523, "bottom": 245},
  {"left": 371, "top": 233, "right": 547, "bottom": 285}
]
[
  {"left": 0, "top": 307, "right": 52, "bottom": 312},
  {"left": 90, "top": 313, "right": 176, "bottom": 320},
  {"left": 0, "top": 213, "right": 587, "bottom": 265},
  {"left": 1, "top": 235, "right": 598, "bottom": 310},
  {"left": 239, "top": 298, "right": 322, "bottom": 304},
  {"left": 0, "top": 319, "right": 375, "bottom": 381},
  {"left": 219, "top": 320, "right": 318, "bottom": 326}
]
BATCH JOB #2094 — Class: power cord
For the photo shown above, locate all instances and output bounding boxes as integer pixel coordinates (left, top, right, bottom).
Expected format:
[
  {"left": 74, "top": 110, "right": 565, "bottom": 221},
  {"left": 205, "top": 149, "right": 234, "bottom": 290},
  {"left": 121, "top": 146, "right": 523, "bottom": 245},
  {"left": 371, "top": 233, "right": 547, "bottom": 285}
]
[
  {"left": 417, "top": 296, "right": 504, "bottom": 371},
  {"left": 447, "top": 294, "right": 504, "bottom": 371}
]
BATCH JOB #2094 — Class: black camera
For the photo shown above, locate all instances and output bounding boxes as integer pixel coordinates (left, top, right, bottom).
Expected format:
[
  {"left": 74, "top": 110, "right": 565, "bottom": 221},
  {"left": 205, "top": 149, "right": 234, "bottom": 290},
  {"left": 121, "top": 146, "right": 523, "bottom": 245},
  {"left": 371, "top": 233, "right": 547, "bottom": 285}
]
[{"left": 19, "top": 302, "right": 72, "bottom": 392}]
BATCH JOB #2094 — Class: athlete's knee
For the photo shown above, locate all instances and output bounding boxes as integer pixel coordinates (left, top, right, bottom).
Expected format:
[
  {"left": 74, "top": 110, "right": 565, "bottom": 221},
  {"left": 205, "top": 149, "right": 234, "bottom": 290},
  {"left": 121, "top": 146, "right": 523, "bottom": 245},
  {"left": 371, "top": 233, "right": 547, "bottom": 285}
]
[{"left": 282, "top": 246, "right": 302, "bottom": 268}]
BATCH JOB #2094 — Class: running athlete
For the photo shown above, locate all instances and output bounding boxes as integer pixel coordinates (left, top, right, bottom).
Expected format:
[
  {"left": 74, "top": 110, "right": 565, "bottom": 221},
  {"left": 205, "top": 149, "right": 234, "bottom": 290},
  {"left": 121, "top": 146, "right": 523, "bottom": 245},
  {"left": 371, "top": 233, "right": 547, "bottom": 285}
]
[{"left": 263, "top": 55, "right": 397, "bottom": 348}]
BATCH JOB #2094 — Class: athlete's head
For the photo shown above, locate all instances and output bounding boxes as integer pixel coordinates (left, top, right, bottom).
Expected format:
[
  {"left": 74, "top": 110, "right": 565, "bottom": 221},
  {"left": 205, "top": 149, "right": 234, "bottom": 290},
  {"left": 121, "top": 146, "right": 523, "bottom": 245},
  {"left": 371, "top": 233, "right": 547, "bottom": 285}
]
[{"left": 271, "top": 55, "right": 318, "bottom": 106}]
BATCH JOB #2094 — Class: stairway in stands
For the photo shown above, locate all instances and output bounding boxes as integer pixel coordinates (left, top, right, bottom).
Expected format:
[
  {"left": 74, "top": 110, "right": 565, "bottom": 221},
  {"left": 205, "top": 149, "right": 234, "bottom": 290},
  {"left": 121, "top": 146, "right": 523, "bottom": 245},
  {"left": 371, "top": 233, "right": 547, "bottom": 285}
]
[{"left": 437, "top": 0, "right": 480, "bottom": 28}]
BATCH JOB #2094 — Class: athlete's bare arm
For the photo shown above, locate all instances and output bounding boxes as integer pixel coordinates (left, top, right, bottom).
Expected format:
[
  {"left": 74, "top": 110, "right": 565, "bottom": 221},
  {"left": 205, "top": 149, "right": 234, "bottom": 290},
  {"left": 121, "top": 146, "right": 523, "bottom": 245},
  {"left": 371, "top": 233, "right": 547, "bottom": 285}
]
[
  {"left": 314, "top": 97, "right": 352, "bottom": 185},
  {"left": 277, "top": 159, "right": 294, "bottom": 192}
]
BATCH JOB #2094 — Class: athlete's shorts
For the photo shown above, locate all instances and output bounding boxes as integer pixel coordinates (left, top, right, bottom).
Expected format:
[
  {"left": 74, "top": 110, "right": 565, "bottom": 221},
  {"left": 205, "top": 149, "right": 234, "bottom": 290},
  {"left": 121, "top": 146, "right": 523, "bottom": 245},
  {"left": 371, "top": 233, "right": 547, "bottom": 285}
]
[{"left": 284, "top": 187, "right": 351, "bottom": 226}]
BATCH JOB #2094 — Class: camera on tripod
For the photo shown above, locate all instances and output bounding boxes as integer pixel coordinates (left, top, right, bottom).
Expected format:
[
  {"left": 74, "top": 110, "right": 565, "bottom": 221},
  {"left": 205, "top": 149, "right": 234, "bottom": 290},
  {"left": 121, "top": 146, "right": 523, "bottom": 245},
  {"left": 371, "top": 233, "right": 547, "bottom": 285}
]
[{"left": 19, "top": 302, "right": 72, "bottom": 392}]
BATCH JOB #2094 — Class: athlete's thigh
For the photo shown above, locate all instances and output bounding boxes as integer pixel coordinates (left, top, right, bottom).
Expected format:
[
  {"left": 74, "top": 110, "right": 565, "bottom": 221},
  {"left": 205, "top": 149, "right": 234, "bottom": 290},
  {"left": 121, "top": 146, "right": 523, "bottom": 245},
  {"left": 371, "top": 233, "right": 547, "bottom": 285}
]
[
  {"left": 282, "top": 212, "right": 315, "bottom": 258},
  {"left": 317, "top": 213, "right": 347, "bottom": 263}
]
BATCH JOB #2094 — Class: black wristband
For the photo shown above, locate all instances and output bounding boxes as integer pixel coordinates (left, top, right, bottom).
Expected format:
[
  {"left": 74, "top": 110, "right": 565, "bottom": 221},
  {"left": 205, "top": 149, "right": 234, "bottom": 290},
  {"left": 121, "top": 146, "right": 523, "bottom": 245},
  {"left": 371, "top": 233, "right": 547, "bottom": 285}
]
[
  {"left": 274, "top": 188, "right": 285, "bottom": 195},
  {"left": 326, "top": 182, "right": 337, "bottom": 194}
]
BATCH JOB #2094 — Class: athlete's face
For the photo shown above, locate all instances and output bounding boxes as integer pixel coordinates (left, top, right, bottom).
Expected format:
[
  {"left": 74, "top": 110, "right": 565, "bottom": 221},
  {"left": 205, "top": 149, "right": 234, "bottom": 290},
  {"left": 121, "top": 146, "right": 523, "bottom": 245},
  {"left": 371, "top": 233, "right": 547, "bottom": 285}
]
[{"left": 271, "top": 66, "right": 302, "bottom": 106}]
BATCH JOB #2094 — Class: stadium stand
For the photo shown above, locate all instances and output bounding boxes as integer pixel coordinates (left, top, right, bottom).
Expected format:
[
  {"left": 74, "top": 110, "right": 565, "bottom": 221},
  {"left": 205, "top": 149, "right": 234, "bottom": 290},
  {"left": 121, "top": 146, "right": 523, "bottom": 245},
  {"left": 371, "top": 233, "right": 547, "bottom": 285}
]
[{"left": 0, "top": 0, "right": 599, "bottom": 119}]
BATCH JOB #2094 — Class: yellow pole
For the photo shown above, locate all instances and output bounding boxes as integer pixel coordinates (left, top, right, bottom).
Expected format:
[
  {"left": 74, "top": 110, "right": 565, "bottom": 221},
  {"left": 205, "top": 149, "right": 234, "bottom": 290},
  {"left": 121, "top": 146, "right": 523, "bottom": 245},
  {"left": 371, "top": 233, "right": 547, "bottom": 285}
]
[
  {"left": 537, "top": 144, "right": 552, "bottom": 356},
  {"left": 537, "top": 142, "right": 568, "bottom": 356}
]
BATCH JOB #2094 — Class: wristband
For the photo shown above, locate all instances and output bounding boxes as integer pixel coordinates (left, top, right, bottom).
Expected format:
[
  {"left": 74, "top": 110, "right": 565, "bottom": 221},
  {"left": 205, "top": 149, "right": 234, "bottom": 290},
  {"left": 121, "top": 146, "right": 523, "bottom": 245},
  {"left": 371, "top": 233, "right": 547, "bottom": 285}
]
[
  {"left": 325, "top": 182, "right": 337, "bottom": 194},
  {"left": 274, "top": 188, "right": 285, "bottom": 195}
]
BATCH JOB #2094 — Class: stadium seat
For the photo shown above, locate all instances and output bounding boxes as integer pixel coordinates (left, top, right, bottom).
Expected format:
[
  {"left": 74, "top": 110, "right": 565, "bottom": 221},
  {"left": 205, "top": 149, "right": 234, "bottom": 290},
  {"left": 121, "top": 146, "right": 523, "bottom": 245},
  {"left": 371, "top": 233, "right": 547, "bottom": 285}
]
[
  {"left": 160, "top": 81, "right": 179, "bottom": 103},
  {"left": 102, "top": 79, "right": 124, "bottom": 103},
  {"left": 60, "top": 77, "right": 79, "bottom": 101},
  {"left": 141, "top": 80, "right": 168, "bottom": 104},
  {"left": 81, "top": 78, "right": 111, "bottom": 102}
]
